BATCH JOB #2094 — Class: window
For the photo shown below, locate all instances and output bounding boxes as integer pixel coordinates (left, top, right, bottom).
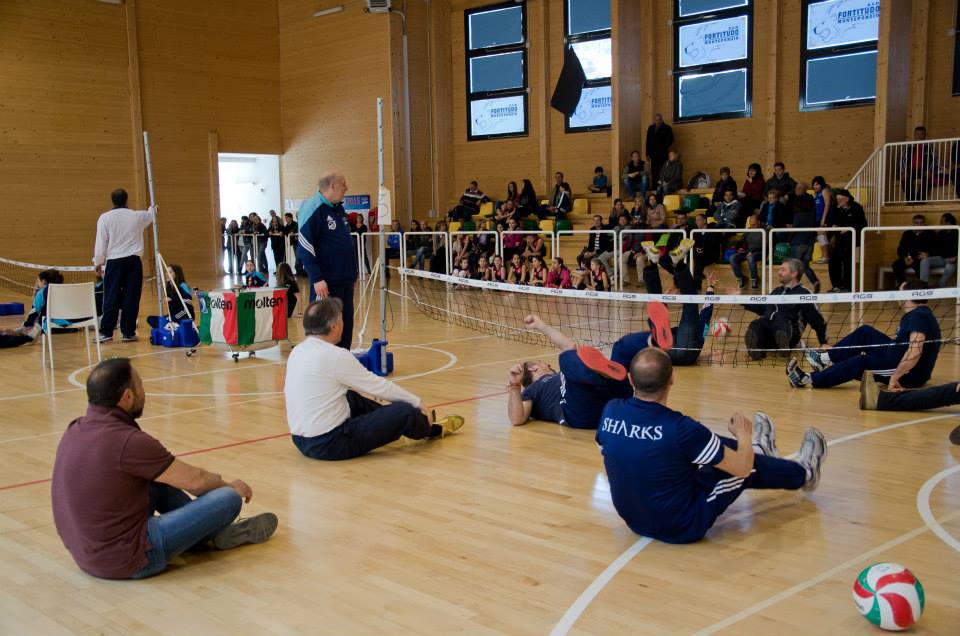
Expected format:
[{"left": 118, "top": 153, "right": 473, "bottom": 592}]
[
  {"left": 800, "top": 0, "right": 880, "bottom": 110},
  {"left": 565, "top": 0, "right": 612, "bottom": 132},
  {"left": 673, "top": 1, "right": 753, "bottom": 122},
  {"left": 465, "top": 2, "right": 529, "bottom": 140}
]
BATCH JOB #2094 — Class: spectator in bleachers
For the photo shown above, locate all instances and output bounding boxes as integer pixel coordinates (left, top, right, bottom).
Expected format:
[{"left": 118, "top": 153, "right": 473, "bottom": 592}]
[
  {"left": 671, "top": 210, "right": 689, "bottom": 231},
  {"left": 901, "top": 126, "right": 932, "bottom": 202},
  {"left": 517, "top": 179, "right": 539, "bottom": 218},
  {"left": 508, "top": 253, "right": 526, "bottom": 284},
  {"left": 920, "top": 213, "right": 958, "bottom": 288},
  {"left": 825, "top": 188, "right": 867, "bottom": 292},
  {"left": 786, "top": 182, "right": 816, "bottom": 227},
  {"left": 630, "top": 194, "right": 648, "bottom": 226},
  {"left": 622, "top": 150, "right": 647, "bottom": 199},
  {"left": 763, "top": 162, "right": 797, "bottom": 201},
  {"left": 552, "top": 182, "right": 573, "bottom": 219},
  {"left": 408, "top": 220, "right": 433, "bottom": 270},
  {"left": 528, "top": 255, "right": 548, "bottom": 287},
  {"left": 712, "top": 167, "right": 737, "bottom": 206},
  {"left": 638, "top": 192, "right": 659, "bottom": 226},
  {"left": 740, "top": 163, "right": 765, "bottom": 215},
  {"left": 589, "top": 166, "right": 611, "bottom": 195},
  {"left": 620, "top": 221, "right": 646, "bottom": 288},
  {"left": 579, "top": 215, "right": 615, "bottom": 272},
  {"left": 490, "top": 255, "right": 507, "bottom": 283},
  {"left": 494, "top": 199, "right": 518, "bottom": 230},
  {"left": 692, "top": 213, "right": 721, "bottom": 290},
  {"left": 453, "top": 256, "right": 472, "bottom": 280},
  {"left": 731, "top": 210, "right": 763, "bottom": 290},
  {"left": 571, "top": 257, "right": 589, "bottom": 290},
  {"left": 891, "top": 214, "right": 934, "bottom": 287},
  {"left": 760, "top": 189, "right": 789, "bottom": 228},
  {"left": 608, "top": 198, "right": 627, "bottom": 226},
  {"left": 474, "top": 256, "right": 492, "bottom": 281},
  {"left": 645, "top": 114, "right": 674, "bottom": 185},
  {"left": 433, "top": 220, "right": 449, "bottom": 269},
  {"left": 587, "top": 258, "right": 611, "bottom": 292},
  {"left": 546, "top": 257, "right": 573, "bottom": 289},
  {"left": 521, "top": 233, "right": 547, "bottom": 262},
  {"left": 504, "top": 181, "right": 520, "bottom": 206},
  {"left": 714, "top": 189, "right": 742, "bottom": 229},
  {"left": 450, "top": 181, "right": 488, "bottom": 221},
  {"left": 812, "top": 176, "right": 834, "bottom": 265},
  {"left": 549, "top": 172, "right": 565, "bottom": 208},
  {"left": 502, "top": 218, "right": 524, "bottom": 261},
  {"left": 656, "top": 150, "right": 683, "bottom": 198},
  {"left": 788, "top": 187, "right": 821, "bottom": 293}
]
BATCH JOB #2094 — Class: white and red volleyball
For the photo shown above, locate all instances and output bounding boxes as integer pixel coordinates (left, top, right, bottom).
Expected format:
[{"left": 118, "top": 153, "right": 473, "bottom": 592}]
[
  {"left": 852, "top": 563, "right": 924, "bottom": 631},
  {"left": 710, "top": 318, "right": 731, "bottom": 338}
]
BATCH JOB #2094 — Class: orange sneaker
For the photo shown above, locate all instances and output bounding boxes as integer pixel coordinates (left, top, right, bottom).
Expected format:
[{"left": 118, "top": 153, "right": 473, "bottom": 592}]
[
  {"left": 647, "top": 301, "right": 673, "bottom": 351},
  {"left": 576, "top": 346, "right": 627, "bottom": 381}
]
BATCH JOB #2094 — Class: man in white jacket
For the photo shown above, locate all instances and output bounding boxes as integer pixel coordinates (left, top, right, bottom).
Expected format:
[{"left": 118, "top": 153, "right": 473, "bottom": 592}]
[{"left": 284, "top": 298, "right": 464, "bottom": 460}]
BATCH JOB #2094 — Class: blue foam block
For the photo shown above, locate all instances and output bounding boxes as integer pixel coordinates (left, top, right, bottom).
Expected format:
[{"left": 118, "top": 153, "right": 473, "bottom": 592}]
[{"left": 0, "top": 302, "right": 24, "bottom": 316}]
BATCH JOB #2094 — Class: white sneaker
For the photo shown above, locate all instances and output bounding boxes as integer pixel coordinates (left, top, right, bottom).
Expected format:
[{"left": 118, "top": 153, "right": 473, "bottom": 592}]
[
  {"left": 669, "top": 238, "right": 696, "bottom": 265},
  {"left": 641, "top": 241, "right": 660, "bottom": 265},
  {"left": 752, "top": 411, "right": 780, "bottom": 457},
  {"left": 797, "top": 427, "right": 827, "bottom": 491},
  {"left": 804, "top": 349, "right": 827, "bottom": 372}
]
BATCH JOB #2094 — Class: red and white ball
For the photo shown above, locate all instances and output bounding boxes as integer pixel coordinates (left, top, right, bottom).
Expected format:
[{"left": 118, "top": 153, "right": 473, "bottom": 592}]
[
  {"left": 853, "top": 562, "right": 925, "bottom": 631},
  {"left": 710, "top": 318, "right": 731, "bottom": 338}
]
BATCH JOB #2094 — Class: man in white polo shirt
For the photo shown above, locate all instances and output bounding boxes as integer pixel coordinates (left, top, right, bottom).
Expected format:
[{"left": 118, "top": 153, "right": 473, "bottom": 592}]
[
  {"left": 284, "top": 298, "right": 464, "bottom": 460},
  {"left": 93, "top": 188, "right": 156, "bottom": 343}
]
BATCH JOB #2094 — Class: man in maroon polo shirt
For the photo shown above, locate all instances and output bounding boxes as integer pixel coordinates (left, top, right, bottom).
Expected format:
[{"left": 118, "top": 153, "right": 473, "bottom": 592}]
[{"left": 51, "top": 358, "right": 278, "bottom": 579}]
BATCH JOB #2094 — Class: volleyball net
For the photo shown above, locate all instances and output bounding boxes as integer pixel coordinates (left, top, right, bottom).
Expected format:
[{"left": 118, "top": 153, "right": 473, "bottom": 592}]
[
  {"left": 0, "top": 256, "right": 97, "bottom": 299},
  {"left": 395, "top": 268, "right": 959, "bottom": 366}
]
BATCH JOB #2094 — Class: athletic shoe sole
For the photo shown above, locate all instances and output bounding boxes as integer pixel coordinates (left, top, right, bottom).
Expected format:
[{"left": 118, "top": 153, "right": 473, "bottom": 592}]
[
  {"left": 646, "top": 301, "right": 673, "bottom": 351},
  {"left": 437, "top": 414, "right": 465, "bottom": 437},
  {"left": 753, "top": 411, "right": 779, "bottom": 457},
  {"left": 858, "top": 370, "right": 880, "bottom": 410},
  {"left": 804, "top": 349, "right": 826, "bottom": 372},
  {"left": 786, "top": 358, "right": 811, "bottom": 388},
  {"left": 799, "top": 427, "right": 827, "bottom": 491},
  {"left": 213, "top": 512, "right": 278, "bottom": 550},
  {"left": 576, "top": 346, "right": 627, "bottom": 381}
]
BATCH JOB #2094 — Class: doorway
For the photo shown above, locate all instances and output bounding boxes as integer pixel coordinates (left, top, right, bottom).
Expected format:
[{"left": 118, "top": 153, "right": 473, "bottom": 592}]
[{"left": 218, "top": 153, "right": 283, "bottom": 278}]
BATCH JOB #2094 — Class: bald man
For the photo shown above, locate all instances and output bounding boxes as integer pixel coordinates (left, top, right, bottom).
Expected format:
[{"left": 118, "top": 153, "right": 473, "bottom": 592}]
[{"left": 296, "top": 172, "right": 358, "bottom": 349}]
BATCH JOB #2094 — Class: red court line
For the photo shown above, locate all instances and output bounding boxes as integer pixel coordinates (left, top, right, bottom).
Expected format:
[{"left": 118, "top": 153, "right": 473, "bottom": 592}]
[{"left": 0, "top": 390, "right": 509, "bottom": 492}]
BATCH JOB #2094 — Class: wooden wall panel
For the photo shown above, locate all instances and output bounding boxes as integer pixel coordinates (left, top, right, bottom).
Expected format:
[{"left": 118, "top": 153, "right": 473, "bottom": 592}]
[
  {"left": 136, "top": 0, "right": 282, "bottom": 275},
  {"left": 924, "top": 0, "right": 960, "bottom": 137},
  {"left": 279, "top": 0, "right": 394, "bottom": 217},
  {"left": 0, "top": 1, "right": 134, "bottom": 265}
]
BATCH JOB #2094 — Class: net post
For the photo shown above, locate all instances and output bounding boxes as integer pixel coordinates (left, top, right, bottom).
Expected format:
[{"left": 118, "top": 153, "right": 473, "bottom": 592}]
[
  {"left": 377, "top": 97, "right": 388, "bottom": 371},
  {"left": 142, "top": 131, "right": 163, "bottom": 319}
]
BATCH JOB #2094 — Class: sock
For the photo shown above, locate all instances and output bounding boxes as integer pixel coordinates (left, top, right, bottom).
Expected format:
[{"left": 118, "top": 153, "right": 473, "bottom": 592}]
[{"left": 822, "top": 352, "right": 831, "bottom": 365}]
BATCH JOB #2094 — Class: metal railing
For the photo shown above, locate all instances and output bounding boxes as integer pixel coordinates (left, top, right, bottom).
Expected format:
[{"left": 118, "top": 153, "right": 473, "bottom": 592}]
[
  {"left": 768, "top": 227, "right": 856, "bottom": 292},
  {"left": 859, "top": 225, "right": 960, "bottom": 293},
  {"left": 692, "top": 227, "right": 767, "bottom": 292},
  {"left": 498, "top": 230, "right": 553, "bottom": 262},
  {"left": 555, "top": 229, "right": 619, "bottom": 288},
  {"left": 401, "top": 231, "right": 449, "bottom": 275},
  {"left": 846, "top": 137, "right": 960, "bottom": 225}
]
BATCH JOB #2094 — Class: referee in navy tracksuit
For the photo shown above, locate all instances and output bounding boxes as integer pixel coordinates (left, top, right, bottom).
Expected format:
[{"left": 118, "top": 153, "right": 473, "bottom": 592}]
[{"left": 296, "top": 172, "right": 358, "bottom": 350}]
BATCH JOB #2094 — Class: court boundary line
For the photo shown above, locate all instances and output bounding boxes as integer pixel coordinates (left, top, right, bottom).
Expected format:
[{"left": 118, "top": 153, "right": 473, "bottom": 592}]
[
  {"left": 917, "top": 463, "right": 960, "bottom": 554},
  {"left": 548, "top": 411, "right": 960, "bottom": 636}
]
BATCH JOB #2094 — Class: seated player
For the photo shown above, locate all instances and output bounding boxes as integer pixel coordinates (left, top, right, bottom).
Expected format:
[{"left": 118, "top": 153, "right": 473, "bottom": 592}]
[
  {"left": 275, "top": 262, "right": 301, "bottom": 318},
  {"left": 51, "top": 358, "right": 278, "bottom": 579},
  {"left": 857, "top": 372, "right": 960, "bottom": 445},
  {"left": 788, "top": 280, "right": 941, "bottom": 390},
  {"left": 14, "top": 268, "right": 65, "bottom": 340},
  {"left": 743, "top": 259, "right": 828, "bottom": 361},
  {"left": 285, "top": 298, "right": 464, "bottom": 460},
  {"left": 0, "top": 328, "right": 34, "bottom": 348},
  {"left": 612, "top": 269, "right": 719, "bottom": 368},
  {"left": 507, "top": 307, "right": 673, "bottom": 429},
  {"left": 148, "top": 264, "right": 195, "bottom": 329},
  {"left": 242, "top": 260, "right": 267, "bottom": 288},
  {"left": 596, "top": 348, "right": 827, "bottom": 544}
]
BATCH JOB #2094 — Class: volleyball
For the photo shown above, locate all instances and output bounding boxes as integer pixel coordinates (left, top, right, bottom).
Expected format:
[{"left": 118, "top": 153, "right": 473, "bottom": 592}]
[
  {"left": 710, "top": 318, "right": 731, "bottom": 337},
  {"left": 853, "top": 563, "right": 924, "bottom": 631}
]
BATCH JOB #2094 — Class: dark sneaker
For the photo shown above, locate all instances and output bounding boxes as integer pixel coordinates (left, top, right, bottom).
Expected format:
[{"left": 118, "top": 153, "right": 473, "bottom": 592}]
[
  {"left": 213, "top": 512, "right": 278, "bottom": 550},
  {"left": 94, "top": 334, "right": 113, "bottom": 343},
  {"left": 786, "top": 358, "right": 811, "bottom": 388},
  {"left": 577, "top": 345, "right": 627, "bottom": 381},
  {"left": 797, "top": 427, "right": 827, "bottom": 491},
  {"left": 646, "top": 301, "right": 673, "bottom": 351},
  {"left": 121, "top": 334, "right": 138, "bottom": 343},
  {"left": 745, "top": 326, "right": 765, "bottom": 360},
  {"left": 950, "top": 422, "right": 960, "bottom": 446},
  {"left": 752, "top": 411, "right": 780, "bottom": 457},
  {"left": 804, "top": 349, "right": 827, "bottom": 372},
  {"left": 859, "top": 370, "right": 881, "bottom": 410}
]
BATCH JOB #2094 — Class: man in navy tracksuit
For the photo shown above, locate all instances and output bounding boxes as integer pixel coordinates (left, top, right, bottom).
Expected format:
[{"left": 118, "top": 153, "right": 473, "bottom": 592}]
[{"left": 296, "top": 172, "right": 358, "bottom": 349}]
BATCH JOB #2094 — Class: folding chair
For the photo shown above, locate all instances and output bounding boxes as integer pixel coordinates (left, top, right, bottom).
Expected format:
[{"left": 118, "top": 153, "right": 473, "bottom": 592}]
[{"left": 42, "top": 282, "right": 102, "bottom": 369}]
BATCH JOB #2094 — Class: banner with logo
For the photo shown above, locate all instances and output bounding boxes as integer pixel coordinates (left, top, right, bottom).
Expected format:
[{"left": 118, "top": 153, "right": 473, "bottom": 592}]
[
  {"left": 344, "top": 195, "right": 371, "bottom": 214},
  {"left": 568, "top": 85, "right": 612, "bottom": 129},
  {"left": 806, "top": 0, "right": 879, "bottom": 50},
  {"left": 678, "top": 14, "right": 748, "bottom": 68},
  {"left": 470, "top": 95, "right": 526, "bottom": 137},
  {"left": 198, "top": 288, "right": 287, "bottom": 346}
]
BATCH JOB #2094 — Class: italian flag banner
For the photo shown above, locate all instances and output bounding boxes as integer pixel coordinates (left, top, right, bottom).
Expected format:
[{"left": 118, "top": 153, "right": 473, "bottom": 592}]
[{"left": 198, "top": 289, "right": 287, "bottom": 346}]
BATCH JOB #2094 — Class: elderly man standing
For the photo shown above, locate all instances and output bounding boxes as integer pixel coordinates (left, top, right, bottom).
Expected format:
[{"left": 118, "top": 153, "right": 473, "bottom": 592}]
[
  {"left": 285, "top": 299, "right": 464, "bottom": 460},
  {"left": 51, "top": 358, "right": 278, "bottom": 579},
  {"left": 93, "top": 188, "right": 156, "bottom": 343},
  {"left": 296, "top": 171, "right": 358, "bottom": 349}
]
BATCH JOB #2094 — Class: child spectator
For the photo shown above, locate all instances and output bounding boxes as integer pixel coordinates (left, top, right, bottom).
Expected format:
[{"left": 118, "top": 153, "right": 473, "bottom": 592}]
[
  {"left": 607, "top": 198, "right": 627, "bottom": 226},
  {"left": 571, "top": 256, "right": 589, "bottom": 290},
  {"left": 527, "top": 255, "right": 547, "bottom": 287},
  {"left": 165, "top": 264, "right": 194, "bottom": 322},
  {"left": 760, "top": 189, "right": 789, "bottom": 228},
  {"left": 13, "top": 269, "right": 64, "bottom": 341},
  {"left": 275, "top": 262, "right": 301, "bottom": 318},
  {"left": 490, "top": 255, "right": 506, "bottom": 282},
  {"left": 507, "top": 253, "right": 526, "bottom": 284},
  {"left": 622, "top": 150, "right": 647, "bottom": 199},
  {"left": 521, "top": 233, "right": 547, "bottom": 262},
  {"left": 712, "top": 166, "right": 737, "bottom": 204},
  {"left": 545, "top": 257, "right": 572, "bottom": 289},
  {"left": 587, "top": 258, "right": 611, "bottom": 292},
  {"left": 243, "top": 260, "right": 267, "bottom": 288},
  {"left": 589, "top": 166, "right": 611, "bottom": 195},
  {"left": 453, "top": 256, "right": 472, "bottom": 280},
  {"left": 474, "top": 256, "right": 492, "bottom": 281}
]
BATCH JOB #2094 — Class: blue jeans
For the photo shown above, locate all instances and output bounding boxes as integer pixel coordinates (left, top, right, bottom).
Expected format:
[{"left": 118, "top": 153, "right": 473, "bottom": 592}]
[
  {"left": 413, "top": 246, "right": 432, "bottom": 270},
  {"left": 622, "top": 175, "right": 648, "bottom": 199},
  {"left": 811, "top": 325, "right": 924, "bottom": 389},
  {"left": 730, "top": 250, "right": 760, "bottom": 282},
  {"left": 132, "top": 485, "right": 242, "bottom": 579}
]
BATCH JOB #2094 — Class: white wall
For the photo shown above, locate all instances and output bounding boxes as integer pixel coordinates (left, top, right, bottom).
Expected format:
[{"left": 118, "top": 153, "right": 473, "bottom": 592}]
[{"left": 218, "top": 153, "right": 281, "bottom": 222}]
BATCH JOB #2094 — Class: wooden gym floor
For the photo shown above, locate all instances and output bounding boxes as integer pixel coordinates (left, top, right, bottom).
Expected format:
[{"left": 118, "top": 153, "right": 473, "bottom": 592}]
[{"left": 1, "top": 276, "right": 959, "bottom": 635}]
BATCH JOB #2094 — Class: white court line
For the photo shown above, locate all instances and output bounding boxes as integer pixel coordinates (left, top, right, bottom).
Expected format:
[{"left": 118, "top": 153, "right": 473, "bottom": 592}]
[
  {"left": 690, "top": 510, "right": 960, "bottom": 636},
  {"left": 548, "top": 411, "right": 960, "bottom": 636},
  {"left": 917, "top": 463, "right": 960, "bottom": 554}
]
